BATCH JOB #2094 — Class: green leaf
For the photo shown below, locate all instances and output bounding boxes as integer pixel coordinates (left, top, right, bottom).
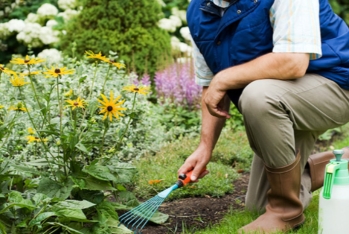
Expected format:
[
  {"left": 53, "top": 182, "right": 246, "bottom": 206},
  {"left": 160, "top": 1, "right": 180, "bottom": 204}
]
[
  {"left": 46, "top": 222, "right": 84, "bottom": 234},
  {"left": 37, "top": 177, "right": 73, "bottom": 200},
  {"left": 32, "top": 193, "right": 50, "bottom": 206},
  {"left": 70, "top": 174, "right": 116, "bottom": 191},
  {"left": 55, "top": 200, "right": 95, "bottom": 210},
  {"left": 78, "top": 190, "right": 105, "bottom": 205},
  {"left": 97, "top": 201, "right": 119, "bottom": 221},
  {"left": 75, "top": 142, "right": 89, "bottom": 153},
  {"left": 82, "top": 164, "right": 118, "bottom": 182},
  {"left": 51, "top": 206, "right": 87, "bottom": 221},
  {"left": 106, "top": 162, "right": 137, "bottom": 184},
  {"left": 28, "top": 212, "right": 57, "bottom": 227},
  {"left": 11, "top": 164, "right": 43, "bottom": 176},
  {"left": 8, "top": 191, "right": 35, "bottom": 210},
  {"left": 148, "top": 211, "right": 169, "bottom": 224}
]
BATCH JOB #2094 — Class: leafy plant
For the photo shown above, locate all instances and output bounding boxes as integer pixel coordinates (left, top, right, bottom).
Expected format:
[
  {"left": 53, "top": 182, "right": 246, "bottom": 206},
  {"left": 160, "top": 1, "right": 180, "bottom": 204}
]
[{"left": 0, "top": 51, "right": 168, "bottom": 233}]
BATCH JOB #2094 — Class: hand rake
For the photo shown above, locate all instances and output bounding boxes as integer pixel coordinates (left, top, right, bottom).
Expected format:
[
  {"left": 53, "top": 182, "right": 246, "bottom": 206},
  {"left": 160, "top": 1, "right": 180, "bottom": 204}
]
[{"left": 118, "top": 169, "right": 202, "bottom": 233}]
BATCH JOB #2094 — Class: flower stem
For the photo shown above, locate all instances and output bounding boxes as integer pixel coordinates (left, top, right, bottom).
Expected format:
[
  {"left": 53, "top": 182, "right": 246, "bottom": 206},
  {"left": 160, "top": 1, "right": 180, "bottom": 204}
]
[
  {"left": 18, "top": 88, "right": 57, "bottom": 179},
  {"left": 101, "top": 64, "right": 111, "bottom": 94},
  {"left": 26, "top": 65, "right": 45, "bottom": 121},
  {"left": 114, "top": 93, "right": 137, "bottom": 151},
  {"left": 100, "top": 121, "right": 109, "bottom": 156}
]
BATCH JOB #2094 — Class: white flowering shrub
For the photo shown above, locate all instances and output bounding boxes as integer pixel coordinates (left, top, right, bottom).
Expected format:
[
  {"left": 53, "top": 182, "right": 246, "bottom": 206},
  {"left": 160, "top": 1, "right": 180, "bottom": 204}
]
[
  {"left": 37, "top": 48, "right": 63, "bottom": 64},
  {"left": 37, "top": 3, "right": 59, "bottom": 19},
  {"left": 58, "top": 0, "right": 78, "bottom": 10},
  {"left": 0, "top": 1, "right": 80, "bottom": 64},
  {"left": 159, "top": 0, "right": 193, "bottom": 60}
]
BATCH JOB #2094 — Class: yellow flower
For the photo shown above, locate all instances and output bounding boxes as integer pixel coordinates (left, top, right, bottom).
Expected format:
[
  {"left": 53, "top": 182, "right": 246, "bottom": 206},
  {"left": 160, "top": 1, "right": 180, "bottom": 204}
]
[
  {"left": 85, "top": 50, "right": 107, "bottom": 61},
  {"left": 0, "top": 105, "right": 4, "bottom": 109},
  {"left": 0, "top": 64, "right": 16, "bottom": 75},
  {"left": 26, "top": 135, "right": 48, "bottom": 143},
  {"left": 37, "top": 137, "right": 48, "bottom": 143},
  {"left": 26, "top": 135, "right": 37, "bottom": 143},
  {"left": 44, "top": 67, "right": 75, "bottom": 78},
  {"left": 101, "top": 58, "right": 126, "bottom": 69},
  {"left": 97, "top": 91, "right": 126, "bottom": 121},
  {"left": 64, "top": 89, "right": 74, "bottom": 97},
  {"left": 10, "top": 55, "right": 45, "bottom": 65},
  {"left": 10, "top": 73, "right": 30, "bottom": 87},
  {"left": 123, "top": 85, "right": 150, "bottom": 95},
  {"left": 9, "top": 103, "right": 27, "bottom": 112},
  {"left": 66, "top": 97, "right": 85, "bottom": 110},
  {"left": 27, "top": 127, "right": 35, "bottom": 135}
]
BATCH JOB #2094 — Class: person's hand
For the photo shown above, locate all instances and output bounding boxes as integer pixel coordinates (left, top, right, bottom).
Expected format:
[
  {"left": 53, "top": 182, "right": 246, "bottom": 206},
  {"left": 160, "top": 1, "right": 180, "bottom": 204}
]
[
  {"left": 204, "top": 77, "right": 230, "bottom": 119},
  {"left": 177, "top": 147, "right": 210, "bottom": 182}
]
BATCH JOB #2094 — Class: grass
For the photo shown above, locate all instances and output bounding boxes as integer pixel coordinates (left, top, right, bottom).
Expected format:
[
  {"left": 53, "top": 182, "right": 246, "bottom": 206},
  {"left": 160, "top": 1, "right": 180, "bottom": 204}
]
[
  {"left": 130, "top": 123, "right": 349, "bottom": 233},
  {"left": 132, "top": 130, "right": 248, "bottom": 200},
  {"left": 191, "top": 191, "right": 320, "bottom": 234}
]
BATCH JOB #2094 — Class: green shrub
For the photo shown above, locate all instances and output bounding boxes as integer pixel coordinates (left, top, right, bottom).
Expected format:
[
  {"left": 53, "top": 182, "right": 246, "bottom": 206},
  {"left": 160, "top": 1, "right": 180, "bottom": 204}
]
[
  {"left": 329, "top": 0, "right": 349, "bottom": 24},
  {"left": 60, "top": 0, "right": 172, "bottom": 79}
]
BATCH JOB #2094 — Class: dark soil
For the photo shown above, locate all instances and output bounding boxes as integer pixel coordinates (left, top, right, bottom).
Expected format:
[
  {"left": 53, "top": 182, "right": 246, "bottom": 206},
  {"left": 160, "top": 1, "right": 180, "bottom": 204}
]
[{"left": 140, "top": 172, "right": 250, "bottom": 234}]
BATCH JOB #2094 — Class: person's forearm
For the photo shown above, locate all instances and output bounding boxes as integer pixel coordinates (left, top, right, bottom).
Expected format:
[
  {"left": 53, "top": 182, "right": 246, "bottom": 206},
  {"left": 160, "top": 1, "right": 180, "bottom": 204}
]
[
  {"left": 213, "top": 52, "right": 309, "bottom": 91},
  {"left": 198, "top": 87, "right": 230, "bottom": 152}
]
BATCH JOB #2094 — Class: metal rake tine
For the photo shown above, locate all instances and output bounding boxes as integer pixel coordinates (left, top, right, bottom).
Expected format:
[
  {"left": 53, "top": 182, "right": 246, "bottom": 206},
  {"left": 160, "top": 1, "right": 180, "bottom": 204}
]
[
  {"left": 138, "top": 199, "right": 164, "bottom": 230},
  {"left": 119, "top": 198, "right": 158, "bottom": 225},
  {"left": 131, "top": 197, "right": 165, "bottom": 231}
]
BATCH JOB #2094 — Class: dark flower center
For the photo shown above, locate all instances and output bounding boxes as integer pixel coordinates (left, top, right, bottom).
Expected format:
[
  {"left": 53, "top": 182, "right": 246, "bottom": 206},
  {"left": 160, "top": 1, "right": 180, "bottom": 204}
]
[
  {"left": 24, "top": 60, "right": 30, "bottom": 63},
  {"left": 55, "top": 68, "right": 61, "bottom": 73},
  {"left": 134, "top": 88, "right": 139, "bottom": 91},
  {"left": 107, "top": 106, "right": 113, "bottom": 111},
  {"left": 74, "top": 102, "right": 79, "bottom": 106},
  {"left": 0, "top": 66, "right": 4, "bottom": 71},
  {"left": 35, "top": 137, "right": 39, "bottom": 140}
]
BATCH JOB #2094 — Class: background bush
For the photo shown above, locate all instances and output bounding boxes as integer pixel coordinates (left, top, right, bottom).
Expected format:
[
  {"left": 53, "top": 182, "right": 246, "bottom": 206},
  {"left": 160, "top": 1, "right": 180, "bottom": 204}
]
[{"left": 60, "top": 0, "right": 172, "bottom": 79}]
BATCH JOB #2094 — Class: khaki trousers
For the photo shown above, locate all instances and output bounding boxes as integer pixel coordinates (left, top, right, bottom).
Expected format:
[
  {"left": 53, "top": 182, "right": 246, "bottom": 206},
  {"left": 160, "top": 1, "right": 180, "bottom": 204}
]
[{"left": 237, "top": 74, "right": 349, "bottom": 210}]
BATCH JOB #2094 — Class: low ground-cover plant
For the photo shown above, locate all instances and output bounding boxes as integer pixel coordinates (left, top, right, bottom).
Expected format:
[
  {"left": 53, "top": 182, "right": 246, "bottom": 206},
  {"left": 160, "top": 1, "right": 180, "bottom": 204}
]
[
  {"left": 132, "top": 130, "right": 253, "bottom": 200},
  {"left": 0, "top": 51, "right": 171, "bottom": 233}
]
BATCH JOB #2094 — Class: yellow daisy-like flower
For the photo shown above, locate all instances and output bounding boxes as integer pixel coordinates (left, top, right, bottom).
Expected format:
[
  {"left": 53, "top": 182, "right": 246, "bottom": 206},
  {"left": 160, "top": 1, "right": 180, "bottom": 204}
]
[
  {"left": 44, "top": 67, "right": 75, "bottom": 78},
  {"left": 10, "top": 55, "right": 45, "bottom": 65},
  {"left": 27, "top": 127, "right": 35, "bottom": 135},
  {"left": 85, "top": 50, "right": 107, "bottom": 61},
  {"left": 20, "top": 71, "right": 41, "bottom": 76},
  {"left": 64, "top": 89, "right": 74, "bottom": 97},
  {"left": 10, "top": 74, "right": 30, "bottom": 87},
  {"left": 101, "top": 58, "right": 126, "bottom": 69},
  {"left": 66, "top": 97, "right": 85, "bottom": 110},
  {"left": 9, "top": 103, "right": 27, "bottom": 112},
  {"left": 123, "top": 85, "right": 150, "bottom": 95},
  {"left": 97, "top": 91, "right": 126, "bottom": 121},
  {"left": 26, "top": 135, "right": 37, "bottom": 143},
  {"left": 0, "top": 64, "right": 16, "bottom": 75},
  {"left": 26, "top": 135, "right": 48, "bottom": 143}
]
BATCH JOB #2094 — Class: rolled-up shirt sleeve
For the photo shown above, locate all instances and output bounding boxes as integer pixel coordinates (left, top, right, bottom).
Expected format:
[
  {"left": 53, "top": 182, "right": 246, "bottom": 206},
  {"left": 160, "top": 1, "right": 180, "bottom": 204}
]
[{"left": 271, "top": 0, "right": 322, "bottom": 60}]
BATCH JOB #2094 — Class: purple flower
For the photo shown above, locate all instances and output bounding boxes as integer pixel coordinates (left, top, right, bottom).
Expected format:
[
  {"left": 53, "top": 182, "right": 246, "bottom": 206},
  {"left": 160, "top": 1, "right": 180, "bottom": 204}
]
[{"left": 154, "top": 61, "right": 202, "bottom": 109}]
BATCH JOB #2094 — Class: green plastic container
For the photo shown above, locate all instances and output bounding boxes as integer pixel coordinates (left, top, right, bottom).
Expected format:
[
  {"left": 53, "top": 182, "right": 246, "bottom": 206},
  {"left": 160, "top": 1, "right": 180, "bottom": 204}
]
[{"left": 318, "top": 149, "right": 349, "bottom": 234}]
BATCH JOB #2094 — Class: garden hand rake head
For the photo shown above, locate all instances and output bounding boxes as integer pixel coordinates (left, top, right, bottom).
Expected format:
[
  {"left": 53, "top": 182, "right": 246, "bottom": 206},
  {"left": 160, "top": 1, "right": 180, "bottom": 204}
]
[{"left": 118, "top": 169, "right": 199, "bottom": 233}]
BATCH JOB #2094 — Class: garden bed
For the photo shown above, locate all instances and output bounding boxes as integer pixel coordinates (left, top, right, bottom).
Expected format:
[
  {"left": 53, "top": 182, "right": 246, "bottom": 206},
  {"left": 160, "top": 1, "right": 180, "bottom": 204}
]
[{"left": 140, "top": 172, "right": 249, "bottom": 234}]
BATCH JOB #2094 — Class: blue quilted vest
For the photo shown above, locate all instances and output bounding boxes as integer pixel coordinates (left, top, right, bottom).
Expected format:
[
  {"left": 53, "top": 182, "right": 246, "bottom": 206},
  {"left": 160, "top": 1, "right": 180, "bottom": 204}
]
[{"left": 187, "top": 0, "right": 349, "bottom": 104}]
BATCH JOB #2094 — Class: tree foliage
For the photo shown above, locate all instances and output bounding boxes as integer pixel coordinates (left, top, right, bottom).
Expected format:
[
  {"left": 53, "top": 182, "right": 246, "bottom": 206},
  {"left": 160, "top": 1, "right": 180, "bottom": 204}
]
[
  {"left": 59, "top": 0, "right": 172, "bottom": 78},
  {"left": 330, "top": 0, "right": 349, "bottom": 24}
]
